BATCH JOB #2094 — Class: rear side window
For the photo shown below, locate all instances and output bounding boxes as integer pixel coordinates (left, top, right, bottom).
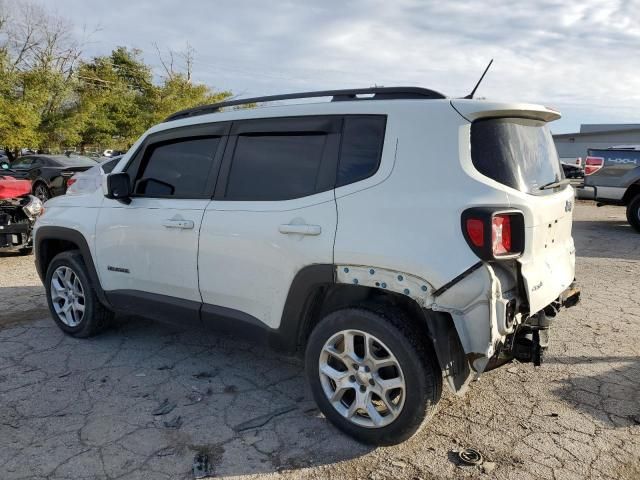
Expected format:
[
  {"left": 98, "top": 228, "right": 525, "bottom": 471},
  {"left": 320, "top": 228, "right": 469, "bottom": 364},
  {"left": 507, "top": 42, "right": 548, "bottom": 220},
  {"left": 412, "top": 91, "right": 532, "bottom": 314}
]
[
  {"left": 225, "top": 134, "right": 328, "bottom": 200},
  {"left": 134, "top": 137, "right": 220, "bottom": 197},
  {"left": 471, "top": 118, "right": 563, "bottom": 194},
  {"left": 337, "top": 116, "right": 386, "bottom": 187}
]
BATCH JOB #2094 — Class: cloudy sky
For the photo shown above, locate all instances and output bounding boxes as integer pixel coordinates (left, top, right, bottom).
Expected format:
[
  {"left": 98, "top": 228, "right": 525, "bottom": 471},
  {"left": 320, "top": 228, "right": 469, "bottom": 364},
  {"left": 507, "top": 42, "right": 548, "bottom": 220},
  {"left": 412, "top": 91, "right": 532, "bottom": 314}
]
[{"left": 41, "top": 0, "right": 640, "bottom": 132}]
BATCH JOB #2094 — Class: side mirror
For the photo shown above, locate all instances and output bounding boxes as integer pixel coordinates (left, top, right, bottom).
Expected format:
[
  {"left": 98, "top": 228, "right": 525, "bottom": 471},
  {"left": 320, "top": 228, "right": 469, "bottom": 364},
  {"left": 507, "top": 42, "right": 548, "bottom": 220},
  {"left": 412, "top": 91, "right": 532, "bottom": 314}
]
[{"left": 105, "top": 172, "right": 131, "bottom": 204}]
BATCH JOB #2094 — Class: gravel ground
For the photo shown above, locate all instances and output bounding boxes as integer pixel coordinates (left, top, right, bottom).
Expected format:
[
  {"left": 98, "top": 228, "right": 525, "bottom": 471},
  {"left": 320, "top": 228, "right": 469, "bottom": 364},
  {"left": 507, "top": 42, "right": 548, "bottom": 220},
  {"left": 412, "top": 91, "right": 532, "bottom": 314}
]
[{"left": 0, "top": 201, "right": 638, "bottom": 480}]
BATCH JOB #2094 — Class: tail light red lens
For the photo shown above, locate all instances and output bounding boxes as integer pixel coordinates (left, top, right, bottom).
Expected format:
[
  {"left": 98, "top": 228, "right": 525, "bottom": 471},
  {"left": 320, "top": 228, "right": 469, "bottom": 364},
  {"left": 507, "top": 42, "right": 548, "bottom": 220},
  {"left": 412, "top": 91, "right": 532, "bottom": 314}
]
[
  {"left": 465, "top": 218, "right": 484, "bottom": 247},
  {"left": 584, "top": 156, "right": 604, "bottom": 175},
  {"left": 492, "top": 214, "right": 512, "bottom": 256},
  {"left": 66, "top": 177, "right": 77, "bottom": 187},
  {"left": 461, "top": 208, "right": 524, "bottom": 260}
]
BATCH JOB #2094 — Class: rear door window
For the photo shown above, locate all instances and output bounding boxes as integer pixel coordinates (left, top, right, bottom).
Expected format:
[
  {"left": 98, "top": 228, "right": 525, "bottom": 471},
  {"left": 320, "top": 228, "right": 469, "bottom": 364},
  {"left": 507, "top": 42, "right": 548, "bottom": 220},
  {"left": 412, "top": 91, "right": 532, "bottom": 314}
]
[
  {"left": 226, "top": 134, "right": 328, "bottom": 200},
  {"left": 471, "top": 118, "right": 563, "bottom": 194}
]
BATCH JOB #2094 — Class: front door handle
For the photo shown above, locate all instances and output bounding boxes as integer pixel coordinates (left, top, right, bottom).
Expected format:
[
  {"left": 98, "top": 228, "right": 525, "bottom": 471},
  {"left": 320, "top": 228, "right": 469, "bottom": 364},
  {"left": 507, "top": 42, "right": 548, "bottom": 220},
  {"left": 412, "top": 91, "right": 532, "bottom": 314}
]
[
  {"left": 162, "top": 219, "right": 194, "bottom": 229},
  {"left": 278, "top": 224, "right": 321, "bottom": 236}
]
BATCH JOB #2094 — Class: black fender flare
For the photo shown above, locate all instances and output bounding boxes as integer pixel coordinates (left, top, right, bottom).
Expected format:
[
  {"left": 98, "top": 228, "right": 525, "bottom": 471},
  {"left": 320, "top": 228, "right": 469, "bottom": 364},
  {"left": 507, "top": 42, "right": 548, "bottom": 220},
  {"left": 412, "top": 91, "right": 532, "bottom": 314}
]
[
  {"left": 274, "top": 264, "right": 335, "bottom": 353},
  {"left": 35, "top": 226, "right": 111, "bottom": 308}
]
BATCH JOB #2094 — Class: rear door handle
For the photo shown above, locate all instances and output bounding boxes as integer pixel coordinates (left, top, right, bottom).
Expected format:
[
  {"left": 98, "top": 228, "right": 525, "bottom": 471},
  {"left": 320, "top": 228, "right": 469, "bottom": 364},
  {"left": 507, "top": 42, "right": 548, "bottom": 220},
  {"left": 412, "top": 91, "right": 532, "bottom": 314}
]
[
  {"left": 162, "top": 219, "right": 194, "bottom": 229},
  {"left": 278, "top": 224, "right": 321, "bottom": 236}
]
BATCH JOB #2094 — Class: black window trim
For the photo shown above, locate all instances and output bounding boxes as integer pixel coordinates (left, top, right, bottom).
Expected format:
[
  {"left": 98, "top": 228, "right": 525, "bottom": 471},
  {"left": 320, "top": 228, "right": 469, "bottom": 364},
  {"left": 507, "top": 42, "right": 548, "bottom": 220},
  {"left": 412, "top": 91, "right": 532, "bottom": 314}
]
[
  {"left": 214, "top": 114, "right": 387, "bottom": 201},
  {"left": 124, "top": 122, "right": 230, "bottom": 200},
  {"left": 119, "top": 114, "right": 388, "bottom": 202}
]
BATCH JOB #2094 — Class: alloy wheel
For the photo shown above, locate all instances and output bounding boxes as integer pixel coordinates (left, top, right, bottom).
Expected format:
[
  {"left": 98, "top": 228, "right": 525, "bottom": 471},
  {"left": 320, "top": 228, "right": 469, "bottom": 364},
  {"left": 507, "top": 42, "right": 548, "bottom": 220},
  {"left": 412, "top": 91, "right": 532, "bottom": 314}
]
[
  {"left": 50, "top": 266, "right": 85, "bottom": 327},
  {"left": 35, "top": 184, "right": 50, "bottom": 201},
  {"left": 318, "top": 329, "right": 406, "bottom": 428}
]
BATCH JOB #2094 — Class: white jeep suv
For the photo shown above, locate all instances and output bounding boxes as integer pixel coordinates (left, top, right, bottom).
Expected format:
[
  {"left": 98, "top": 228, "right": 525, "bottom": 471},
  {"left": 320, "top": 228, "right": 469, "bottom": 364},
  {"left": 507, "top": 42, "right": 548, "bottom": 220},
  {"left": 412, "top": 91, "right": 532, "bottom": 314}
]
[{"left": 34, "top": 87, "right": 580, "bottom": 445}]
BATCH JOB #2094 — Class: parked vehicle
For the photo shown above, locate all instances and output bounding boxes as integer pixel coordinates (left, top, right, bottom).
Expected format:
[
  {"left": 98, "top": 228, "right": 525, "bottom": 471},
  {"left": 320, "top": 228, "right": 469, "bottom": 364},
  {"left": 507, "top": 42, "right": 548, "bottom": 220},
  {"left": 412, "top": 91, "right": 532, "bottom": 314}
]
[
  {"left": 578, "top": 146, "right": 640, "bottom": 232},
  {"left": 33, "top": 87, "right": 580, "bottom": 445},
  {"left": 0, "top": 176, "right": 44, "bottom": 254},
  {"left": 561, "top": 161, "right": 584, "bottom": 179},
  {"left": 65, "top": 157, "right": 120, "bottom": 196},
  {"left": 2, "top": 154, "right": 96, "bottom": 201}
]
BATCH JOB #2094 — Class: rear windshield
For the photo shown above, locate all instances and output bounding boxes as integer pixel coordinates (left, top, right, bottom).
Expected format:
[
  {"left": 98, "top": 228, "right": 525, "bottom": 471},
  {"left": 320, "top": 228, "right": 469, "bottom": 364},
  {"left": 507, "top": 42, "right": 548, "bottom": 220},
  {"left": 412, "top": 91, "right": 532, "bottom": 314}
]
[{"left": 471, "top": 118, "right": 563, "bottom": 194}]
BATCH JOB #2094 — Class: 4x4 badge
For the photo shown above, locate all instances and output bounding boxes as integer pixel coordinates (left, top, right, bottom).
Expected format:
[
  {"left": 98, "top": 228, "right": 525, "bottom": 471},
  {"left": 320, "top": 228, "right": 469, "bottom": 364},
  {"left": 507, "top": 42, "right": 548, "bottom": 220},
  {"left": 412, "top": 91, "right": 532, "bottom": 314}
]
[{"left": 565, "top": 200, "right": 573, "bottom": 212}]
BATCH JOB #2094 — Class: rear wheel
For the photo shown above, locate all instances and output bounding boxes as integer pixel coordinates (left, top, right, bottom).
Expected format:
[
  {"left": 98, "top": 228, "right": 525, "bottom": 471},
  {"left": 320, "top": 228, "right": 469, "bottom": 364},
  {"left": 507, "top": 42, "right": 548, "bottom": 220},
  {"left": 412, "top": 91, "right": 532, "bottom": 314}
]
[
  {"left": 627, "top": 194, "right": 640, "bottom": 233},
  {"left": 305, "top": 306, "right": 441, "bottom": 445},
  {"left": 45, "top": 251, "right": 113, "bottom": 337}
]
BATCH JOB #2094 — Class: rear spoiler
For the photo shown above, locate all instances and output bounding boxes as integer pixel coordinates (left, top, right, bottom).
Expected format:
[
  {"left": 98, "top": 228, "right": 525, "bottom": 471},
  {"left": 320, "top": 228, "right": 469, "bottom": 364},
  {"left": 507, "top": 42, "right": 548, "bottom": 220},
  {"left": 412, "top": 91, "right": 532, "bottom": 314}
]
[{"left": 450, "top": 99, "right": 561, "bottom": 123}]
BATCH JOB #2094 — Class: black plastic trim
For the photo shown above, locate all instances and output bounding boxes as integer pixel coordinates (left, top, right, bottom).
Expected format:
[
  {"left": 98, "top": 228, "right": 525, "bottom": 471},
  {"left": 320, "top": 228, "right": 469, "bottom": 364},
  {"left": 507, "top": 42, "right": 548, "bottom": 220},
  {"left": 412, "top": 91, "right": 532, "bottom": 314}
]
[
  {"left": 461, "top": 207, "right": 525, "bottom": 261},
  {"left": 432, "top": 262, "right": 483, "bottom": 297},
  {"left": 164, "top": 87, "right": 446, "bottom": 121},
  {"left": 106, "top": 290, "right": 201, "bottom": 328},
  {"left": 34, "top": 226, "right": 111, "bottom": 308},
  {"left": 97, "top": 265, "right": 334, "bottom": 354}
]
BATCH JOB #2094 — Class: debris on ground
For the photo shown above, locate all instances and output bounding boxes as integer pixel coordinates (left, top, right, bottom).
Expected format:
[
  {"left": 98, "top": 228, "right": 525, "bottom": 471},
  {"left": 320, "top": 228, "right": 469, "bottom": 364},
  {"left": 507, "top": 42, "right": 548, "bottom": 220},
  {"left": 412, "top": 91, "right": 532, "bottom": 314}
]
[
  {"left": 224, "top": 385, "right": 238, "bottom": 394},
  {"left": 156, "top": 446, "right": 176, "bottom": 457},
  {"left": 481, "top": 461, "right": 496, "bottom": 474},
  {"left": 458, "top": 447, "right": 484, "bottom": 466},
  {"left": 152, "top": 398, "right": 177, "bottom": 416},
  {"left": 163, "top": 415, "right": 183, "bottom": 429},
  {"left": 192, "top": 451, "right": 212, "bottom": 479},
  {"left": 193, "top": 370, "right": 218, "bottom": 380},
  {"left": 184, "top": 392, "right": 203, "bottom": 406},
  {"left": 233, "top": 405, "right": 297, "bottom": 432}
]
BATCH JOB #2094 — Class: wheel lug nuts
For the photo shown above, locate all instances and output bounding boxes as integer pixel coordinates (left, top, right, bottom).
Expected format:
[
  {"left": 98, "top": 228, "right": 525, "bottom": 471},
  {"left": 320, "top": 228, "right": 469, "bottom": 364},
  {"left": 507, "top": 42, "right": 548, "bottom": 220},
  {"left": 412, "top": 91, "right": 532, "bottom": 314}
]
[
  {"left": 359, "top": 385, "right": 366, "bottom": 392},
  {"left": 349, "top": 375, "right": 356, "bottom": 382},
  {"left": 369, "top": 379, "right": 375, "bottom": 386},
  {"left": 364, "top": 366, "right": 370, "bottom": 373},
  {"left": 353, "top": 364, "right": 358, "bottom": 370}
]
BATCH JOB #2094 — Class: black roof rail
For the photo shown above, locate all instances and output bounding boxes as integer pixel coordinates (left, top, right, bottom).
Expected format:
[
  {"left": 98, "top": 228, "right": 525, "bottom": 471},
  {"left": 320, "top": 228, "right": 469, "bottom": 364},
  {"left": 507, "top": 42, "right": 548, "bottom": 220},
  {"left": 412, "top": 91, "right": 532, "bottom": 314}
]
[{"left": 164, "top": 86, "right": 446, "bottom": 122}]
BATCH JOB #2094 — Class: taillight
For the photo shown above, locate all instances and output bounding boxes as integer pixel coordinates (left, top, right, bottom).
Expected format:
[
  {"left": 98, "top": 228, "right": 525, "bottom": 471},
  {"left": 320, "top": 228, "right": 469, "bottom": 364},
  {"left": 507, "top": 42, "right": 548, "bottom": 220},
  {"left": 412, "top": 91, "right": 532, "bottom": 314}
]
[
  {"left": 465, "top": 219, "right": 484, "bottom": 247},
  {"left": 66, "top": 177, "right": 77, "bottom": 187},
  {"left": 584, "top": 156, "right": 604, "bottom": 175},
  {"left": 492, "top": 214, "right": 512, "bottom": 256},
  {"left": 462, "top": 208, "right": 524, "bottom": 260}
]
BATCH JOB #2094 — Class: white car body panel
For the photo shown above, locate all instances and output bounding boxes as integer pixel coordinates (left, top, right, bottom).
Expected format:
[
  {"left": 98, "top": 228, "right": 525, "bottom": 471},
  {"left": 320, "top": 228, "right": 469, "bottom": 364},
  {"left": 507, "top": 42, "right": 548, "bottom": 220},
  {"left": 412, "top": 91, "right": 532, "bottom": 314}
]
[
  {"left": 198, "top": 191, "right": 336, "bottom": 329},
  {"left": 94, "top": 197, "right": 209, "bottom": 302}
]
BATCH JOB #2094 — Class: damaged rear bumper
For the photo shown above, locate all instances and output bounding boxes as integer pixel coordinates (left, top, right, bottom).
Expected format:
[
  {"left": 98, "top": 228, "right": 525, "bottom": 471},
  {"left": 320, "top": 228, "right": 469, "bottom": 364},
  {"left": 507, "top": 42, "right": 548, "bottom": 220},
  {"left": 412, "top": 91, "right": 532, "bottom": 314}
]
[{"left": 507, "top": 282, "right": 580, "bottom": 366}]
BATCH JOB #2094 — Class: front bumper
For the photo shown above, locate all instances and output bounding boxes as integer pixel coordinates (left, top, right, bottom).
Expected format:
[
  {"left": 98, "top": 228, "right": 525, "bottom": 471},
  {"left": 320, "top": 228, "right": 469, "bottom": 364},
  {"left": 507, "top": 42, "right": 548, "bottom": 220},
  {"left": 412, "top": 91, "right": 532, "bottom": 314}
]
[{"left": 0, "top": 221, "right": 32, "bottom": 251}]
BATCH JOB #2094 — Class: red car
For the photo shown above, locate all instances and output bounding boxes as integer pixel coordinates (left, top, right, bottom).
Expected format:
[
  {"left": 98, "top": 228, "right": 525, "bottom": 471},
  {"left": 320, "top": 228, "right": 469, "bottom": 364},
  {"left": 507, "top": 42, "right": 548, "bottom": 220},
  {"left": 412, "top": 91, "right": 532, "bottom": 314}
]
[{"left": 0, "top": 176, "right": 43, "bottom": 254}]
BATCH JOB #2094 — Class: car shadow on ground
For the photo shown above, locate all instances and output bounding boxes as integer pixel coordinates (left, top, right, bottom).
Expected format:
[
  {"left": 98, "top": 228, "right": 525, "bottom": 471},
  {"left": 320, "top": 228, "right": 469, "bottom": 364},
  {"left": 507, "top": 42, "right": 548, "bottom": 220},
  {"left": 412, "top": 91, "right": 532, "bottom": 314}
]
[
  {"left": 0, "top": 303, "right": 374, "bottom": 477},
  {"left": 548, "top": 355, "right": 640, "bottom": 428}
]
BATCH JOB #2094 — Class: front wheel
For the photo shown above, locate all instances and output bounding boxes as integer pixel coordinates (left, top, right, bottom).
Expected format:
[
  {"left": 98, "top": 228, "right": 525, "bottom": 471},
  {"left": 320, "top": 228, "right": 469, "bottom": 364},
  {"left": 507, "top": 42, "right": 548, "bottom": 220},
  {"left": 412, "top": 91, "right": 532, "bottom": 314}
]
[
  {"left": 45, "top": 251, "right": 113, "bottom": 337},
  {"left": 627, "top": 194, "right": 640, "bottom": 233},
  {"left": 305, "top": 307, "right": 441, "bottom": 445}
]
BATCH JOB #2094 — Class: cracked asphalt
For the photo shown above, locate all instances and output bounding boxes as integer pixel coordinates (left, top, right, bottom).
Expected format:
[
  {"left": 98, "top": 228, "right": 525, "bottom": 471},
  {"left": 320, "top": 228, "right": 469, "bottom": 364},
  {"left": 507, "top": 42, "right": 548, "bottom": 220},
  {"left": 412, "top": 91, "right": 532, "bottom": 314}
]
[{"left": 1, "top": 201, "right": 639, "bottom": 480}]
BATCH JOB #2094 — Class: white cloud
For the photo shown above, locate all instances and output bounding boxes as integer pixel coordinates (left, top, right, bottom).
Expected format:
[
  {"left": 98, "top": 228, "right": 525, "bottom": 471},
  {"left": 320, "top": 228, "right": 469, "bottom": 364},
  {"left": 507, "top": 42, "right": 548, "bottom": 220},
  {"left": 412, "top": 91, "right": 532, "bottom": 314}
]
[{"left": 38, "top": 0, "right": 640, "bottom": 131}]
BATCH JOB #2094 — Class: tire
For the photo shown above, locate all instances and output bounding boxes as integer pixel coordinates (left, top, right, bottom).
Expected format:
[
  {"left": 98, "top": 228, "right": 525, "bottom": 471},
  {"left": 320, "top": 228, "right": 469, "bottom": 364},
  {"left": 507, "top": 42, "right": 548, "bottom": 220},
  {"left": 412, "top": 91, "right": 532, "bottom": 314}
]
[
  {"left": 45, "top": 250, "right": 113, "bottom": 337},
  {"left": 305, "top": 306, "right": 442, "bottom": 445},
  {"left": 626, "top": 194, "right": 640, "bottom": 233},
  {"left": 33, "top": 182, "right": 51, "bottom": 202}
]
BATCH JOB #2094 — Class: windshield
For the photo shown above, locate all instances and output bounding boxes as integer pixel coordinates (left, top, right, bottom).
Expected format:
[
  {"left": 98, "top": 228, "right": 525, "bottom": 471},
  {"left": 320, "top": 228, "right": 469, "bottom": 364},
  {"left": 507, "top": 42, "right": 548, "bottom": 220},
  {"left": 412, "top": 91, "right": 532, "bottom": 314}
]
[{"left": 470, "top": 118, "right": 563, "bottom": 194}]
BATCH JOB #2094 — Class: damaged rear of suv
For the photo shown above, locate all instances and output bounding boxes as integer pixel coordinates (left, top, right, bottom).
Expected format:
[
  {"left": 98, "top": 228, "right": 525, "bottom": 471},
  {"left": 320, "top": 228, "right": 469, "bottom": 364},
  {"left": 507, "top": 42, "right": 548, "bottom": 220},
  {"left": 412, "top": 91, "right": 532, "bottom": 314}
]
[{"left": 34, "top": 87, "right": 579, "bottom": 445}]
